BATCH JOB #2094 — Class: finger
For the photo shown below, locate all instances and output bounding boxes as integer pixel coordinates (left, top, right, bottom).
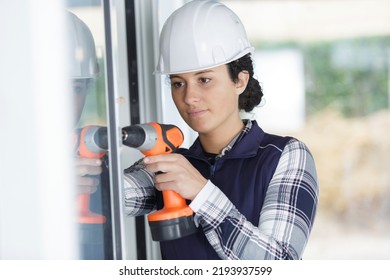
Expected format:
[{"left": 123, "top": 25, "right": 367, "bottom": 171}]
[
  {"left": 154, "top": 171, "right": 175, "bottom": 185},
  {"left": 76, "top": 165, "right": 103, "bottom": 176},
  {"left": 154, "top": 181, "right": 176, "bottom": 192},
  {"left": 144, "top": 161, "right": 177, "bottom": 174},
  {"left": 75, "top": 158, "right": 102, "bottom": 167},
  {"left": 77, "top": 176, "right": 99, "bottom": 187},
  {"left": 76, "top": 177, "right": 99, "bottom": 194},
  {"left": 143, "top": 153, "right": 180, "bottom": 164}
]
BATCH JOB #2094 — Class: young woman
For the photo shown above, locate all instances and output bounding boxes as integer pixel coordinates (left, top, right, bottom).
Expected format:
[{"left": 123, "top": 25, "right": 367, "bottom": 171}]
[{"left": 124, "top": 0, "right": 319, "bottom": 260}]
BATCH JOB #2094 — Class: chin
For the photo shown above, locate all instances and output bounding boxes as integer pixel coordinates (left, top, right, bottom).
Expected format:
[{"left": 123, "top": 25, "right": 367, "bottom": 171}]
[
  {"left": 189, "top": 123, "right": 211, "bottom": 135},
  {"left": 183, "top": 116, "right": 212, "bottom": 133}
]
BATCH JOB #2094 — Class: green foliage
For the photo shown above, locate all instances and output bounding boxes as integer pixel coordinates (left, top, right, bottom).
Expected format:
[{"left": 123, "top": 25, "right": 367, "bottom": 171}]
[
  {"left": 303, "top": 36, "right": 390, "bottom": 117},
  {"left": 79, "top": 57, "right": 107, "bottom": 126},
  {"left": 256, "top": 36, "right": 390, "bottom": 118}
]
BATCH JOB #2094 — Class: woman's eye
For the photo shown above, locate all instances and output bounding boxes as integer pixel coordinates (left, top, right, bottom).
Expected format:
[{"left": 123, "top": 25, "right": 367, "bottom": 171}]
[
  {"left": 172, "top": 81, "right": 184, "bottom": 88},
  {"left": 73, "top": 86, "right": 83, "bottom": 94},
  {"left": 199, "top": 78, "right": 210, "bottom": 84},
  {"left": 72, "top": 80, "right": 88, "bottom": 95}
]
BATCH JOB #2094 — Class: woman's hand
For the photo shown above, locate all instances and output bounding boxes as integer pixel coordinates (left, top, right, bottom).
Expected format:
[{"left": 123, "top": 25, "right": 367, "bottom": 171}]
[
  {"left": 143, "top": 154, "right": 207, "bottom": 200},
  {"left": 74, "top": 157, "right": 103, "bottom": 194}
]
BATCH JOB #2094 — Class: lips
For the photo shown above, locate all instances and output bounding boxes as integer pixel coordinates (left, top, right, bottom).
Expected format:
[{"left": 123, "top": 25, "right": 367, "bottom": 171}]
[{"left": 187, "top": 109, "right": 208, "bottom": 118}]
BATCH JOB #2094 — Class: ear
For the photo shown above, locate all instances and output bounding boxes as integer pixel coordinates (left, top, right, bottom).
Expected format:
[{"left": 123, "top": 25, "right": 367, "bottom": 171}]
[{"left": 235, "top": 71, "right": 250, "bottom": 95}]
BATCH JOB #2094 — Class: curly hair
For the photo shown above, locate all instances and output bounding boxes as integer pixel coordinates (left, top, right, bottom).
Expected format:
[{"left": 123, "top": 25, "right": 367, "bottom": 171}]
[{"left": 227, "top": 54, "right": 263, "bottom": 112}]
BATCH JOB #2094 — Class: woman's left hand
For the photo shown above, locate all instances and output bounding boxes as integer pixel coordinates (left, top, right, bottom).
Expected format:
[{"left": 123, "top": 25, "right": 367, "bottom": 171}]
[{"left": 143, "top": 154, "right": 207, "bottom": 201}]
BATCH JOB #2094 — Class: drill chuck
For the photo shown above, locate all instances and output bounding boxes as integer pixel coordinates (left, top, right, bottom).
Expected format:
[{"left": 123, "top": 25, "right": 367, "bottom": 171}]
[
  {"left": 80, "top": 124, "right": 160, "bottom": 154},
  {"left": 122, "top": 124, "right": 157, "bottom": 151},
  {"left": 82, "top": 126, "right": 108, "bottom": 153}
]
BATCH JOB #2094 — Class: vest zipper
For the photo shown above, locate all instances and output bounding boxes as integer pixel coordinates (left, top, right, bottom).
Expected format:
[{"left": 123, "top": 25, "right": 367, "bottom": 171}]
[{"left": 209, "top": 158, "right": 218, "bottom": 179}]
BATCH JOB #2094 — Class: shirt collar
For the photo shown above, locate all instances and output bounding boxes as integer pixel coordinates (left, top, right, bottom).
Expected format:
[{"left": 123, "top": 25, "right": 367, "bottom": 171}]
[{"left": 216, "top": 119, "right": 252, "bottom": 159}]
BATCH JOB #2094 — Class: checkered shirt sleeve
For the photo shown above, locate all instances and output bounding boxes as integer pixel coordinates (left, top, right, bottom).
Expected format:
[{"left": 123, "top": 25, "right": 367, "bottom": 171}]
[
  {"left": 194, "top": 138, "right": 319, "bottom": 259},
  {"left": 123, "top": 158, "right": 157, "bottom": 216}
]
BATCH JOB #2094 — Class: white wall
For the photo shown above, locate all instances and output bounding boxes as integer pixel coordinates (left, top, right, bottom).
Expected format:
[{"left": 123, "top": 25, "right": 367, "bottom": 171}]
[
  {"left": 245, "top": 49, "right": 305, "bottom": 134},
  {"left": 0, "top": 0, "right": 78, "bottom": 259}
]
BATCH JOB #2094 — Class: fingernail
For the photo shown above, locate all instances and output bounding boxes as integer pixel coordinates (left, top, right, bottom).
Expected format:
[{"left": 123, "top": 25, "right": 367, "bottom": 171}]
[{"left": 143, "top": 157, "right": 149, "bottom": 164}]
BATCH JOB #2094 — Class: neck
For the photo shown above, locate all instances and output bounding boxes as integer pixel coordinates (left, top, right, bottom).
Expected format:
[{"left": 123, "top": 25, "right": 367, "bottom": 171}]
[{"left": 199, "top": 118, "right": 244, "bottom": 154}]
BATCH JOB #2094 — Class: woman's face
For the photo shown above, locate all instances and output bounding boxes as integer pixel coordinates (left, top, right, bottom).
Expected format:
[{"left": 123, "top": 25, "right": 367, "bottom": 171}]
[
  {"left": 169, "top": 64, "right": 246, "bottom": 136},
  {"left": 71, "top": 79, "right": 89, "bottom": 126}
]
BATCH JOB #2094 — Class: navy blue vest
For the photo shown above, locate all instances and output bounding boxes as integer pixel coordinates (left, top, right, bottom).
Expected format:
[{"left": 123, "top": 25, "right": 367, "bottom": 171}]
[{"left": 157, "top": 121, "right": 292, "bottom": 259}]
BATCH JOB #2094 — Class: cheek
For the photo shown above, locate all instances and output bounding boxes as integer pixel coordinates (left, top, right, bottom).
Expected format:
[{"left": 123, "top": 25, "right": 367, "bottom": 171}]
[
  {"left": 171, "top": 93, "right": 185, "bottom": 113},
  {"left": 211, "top": 85, "right": 239, "bottom": 107},
  {"left": 171, "top": 92, "right": 180, "bottom": 106},
  {"left": 74, "top": 94, "right": 87, "bottom": 120}
]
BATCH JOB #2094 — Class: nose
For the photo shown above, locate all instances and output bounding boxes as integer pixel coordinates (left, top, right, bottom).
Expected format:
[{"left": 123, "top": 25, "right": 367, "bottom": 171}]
[{"left": 183, "top": 82, "right": 200, "bottom": 105}]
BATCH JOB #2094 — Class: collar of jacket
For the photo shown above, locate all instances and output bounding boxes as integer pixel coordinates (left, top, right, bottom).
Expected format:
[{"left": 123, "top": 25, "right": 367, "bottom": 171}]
[{"left": 177, "top": 120, "right": 265, "bottom": 160}]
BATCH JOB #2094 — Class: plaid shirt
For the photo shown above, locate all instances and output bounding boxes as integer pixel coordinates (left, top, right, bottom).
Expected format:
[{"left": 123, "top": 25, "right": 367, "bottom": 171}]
[{"left": 124, "top": 120, "right": 319, "bottom": 259}]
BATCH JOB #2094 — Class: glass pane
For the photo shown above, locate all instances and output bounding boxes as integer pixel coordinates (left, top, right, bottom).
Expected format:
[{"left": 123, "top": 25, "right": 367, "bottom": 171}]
[
  {"left": 222, "top": 0, "right": 390, "bottom": 259},
  {"left": 65, "top": 0, "right": 113, "bottom": 259}
]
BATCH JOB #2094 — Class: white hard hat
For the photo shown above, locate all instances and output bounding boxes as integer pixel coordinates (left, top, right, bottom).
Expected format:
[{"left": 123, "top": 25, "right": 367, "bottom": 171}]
[
  {"left": 66, "top": 11, "right": 99, "bottom": 79},
  {"left": 155, "top": 0, "right": 254, "bottom": 75}
]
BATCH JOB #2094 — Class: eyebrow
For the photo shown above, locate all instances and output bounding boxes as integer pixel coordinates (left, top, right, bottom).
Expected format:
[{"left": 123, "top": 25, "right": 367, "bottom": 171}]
[{"left": 170, "top": 70, "right": 214, "bottom": 79}]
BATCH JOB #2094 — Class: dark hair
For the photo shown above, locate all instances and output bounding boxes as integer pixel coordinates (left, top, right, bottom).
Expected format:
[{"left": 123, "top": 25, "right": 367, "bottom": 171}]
[{"left": 227, "top": 54, "right": 263, "bottom": 112}]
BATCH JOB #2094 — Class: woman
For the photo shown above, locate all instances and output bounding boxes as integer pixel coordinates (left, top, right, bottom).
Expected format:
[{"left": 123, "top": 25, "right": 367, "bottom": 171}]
[{"left": 124, "top": 0, "right": 318, "bottom": 260}]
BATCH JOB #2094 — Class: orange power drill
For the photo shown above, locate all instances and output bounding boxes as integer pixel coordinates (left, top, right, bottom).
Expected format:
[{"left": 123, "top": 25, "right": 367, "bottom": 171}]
[
  {"left": 74, "top": 125, "right": 108, "bottom": 224},
  {"left": 75, "top": 122, "right": 198, "bottom": 240}
]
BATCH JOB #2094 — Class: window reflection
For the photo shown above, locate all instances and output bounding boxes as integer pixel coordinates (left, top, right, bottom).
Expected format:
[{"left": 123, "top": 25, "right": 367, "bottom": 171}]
[{"left": 65, "top": 2, "right": 112, "bottom": 259}]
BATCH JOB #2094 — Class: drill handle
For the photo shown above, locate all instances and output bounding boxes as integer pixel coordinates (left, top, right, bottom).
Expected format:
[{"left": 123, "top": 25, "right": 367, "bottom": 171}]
[
  {"left": 74, "top": 125, "right": 107, "bottom": 224},
  {"left": 163, "top": 190, "right": 187, "bottom": 209}
]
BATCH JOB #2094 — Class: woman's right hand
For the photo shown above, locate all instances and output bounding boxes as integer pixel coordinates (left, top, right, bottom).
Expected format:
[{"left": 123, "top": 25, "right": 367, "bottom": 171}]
[{"left": 75, "top": 157, "right": 103, "bottom": 194}]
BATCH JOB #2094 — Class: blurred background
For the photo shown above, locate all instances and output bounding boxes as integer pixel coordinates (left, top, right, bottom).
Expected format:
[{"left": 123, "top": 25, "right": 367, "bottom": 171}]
[
  {"left": 221, "top": 0, "right": 390, "bottom": 259},
  {"left": 70, "top": 0, "right": 390, "bottom": 259},
  {"left": 55, "top": 0, "right": 390, "bottom": 259},
  {"left": 1, "top": 0, "right": 389, "bottom": 259}
]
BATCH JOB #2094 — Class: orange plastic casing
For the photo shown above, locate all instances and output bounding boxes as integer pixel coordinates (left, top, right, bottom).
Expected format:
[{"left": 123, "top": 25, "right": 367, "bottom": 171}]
[
  {"left": 76, "top": 126, "right": 106, "bottom": 224},
  {"left": 143, "top": 123, "right": 195, "bottom": 222}
]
